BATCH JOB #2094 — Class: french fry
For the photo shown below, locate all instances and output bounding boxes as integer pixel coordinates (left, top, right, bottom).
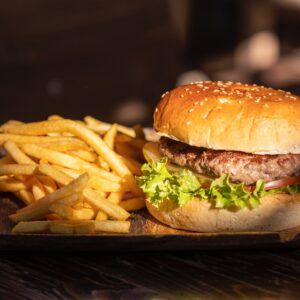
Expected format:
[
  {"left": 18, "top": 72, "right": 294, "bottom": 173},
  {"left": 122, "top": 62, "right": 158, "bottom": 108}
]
[
  {"left": 14, "top": 190, "right": 35, "bottom": 205},
  {"left": 95, "top": 210, "right": 108, "bottom": 221},
  {"left": 38, "top": 175, "right": 57, "bottom": 193},
  {"left": 0, "top": 177, "right": 32, "bottom": 192},
  {"left": 88, "top": 176, "right": 127, "bottom": 193},
  {"left": 68, "top": 149, "right": 97, "bottom": 162},
  {"left": 0, "top": 134, "right": 86, "bottom": 145},
  {"left": 38, "top": 163, "right": 73, "bottom": 186},
  {"left": 22, "top": 144, "right": 120, "bottom": 183},
  {"left": 97, "top": 156, "right": 110, "bottom": 171},
  {"left": 49, "top": 203, "right": 95, "bottom": 221},
  {"left": 9, "top": 173, "right": 89, "bottom": 222},
  {"left": 3, "top": 141, "right": 36, "bottom": 164},
  {"left": 52, "top": 165, "right": 83, "bottom": 179},
  {"left": 12, "top": 221, "right": 51, "bottom": 233},
  {"left": 84, "top": 116, "right": 135, "bottom": 137},
  {"left": 83, "top": 188, "right": 130, "bottom": 221},
  {"left": 49, "top": 165, "right": 118, "bottom": 193},
  {"left": 32, "top": 178, "right": 46, "bottom": 201},
  {"left": 94, "top": 220, "right": 130, "bottom": 233},
  {"left": 49, "top": 221, "right": 94, "bottom": 234},
  {"left": 120, "top": 196, "right": 145, "bottom": 211},
  {"left": 103, "top": 123, "right": 118, "bottom": 149},
  {"left": 36, "top": 139, "right": 89, "bottom": 152},
  {"left": 0, "top": 164, "right": 37, "bottom": 176},
  {"left": 107, "top": 191, "right": 124, "bottom": 204},
  {"left": 56, "top": 193, "right": 83, "bottom": 206},
  {"left": 13, "top": 219, "right": 130, "bottom": 234}
]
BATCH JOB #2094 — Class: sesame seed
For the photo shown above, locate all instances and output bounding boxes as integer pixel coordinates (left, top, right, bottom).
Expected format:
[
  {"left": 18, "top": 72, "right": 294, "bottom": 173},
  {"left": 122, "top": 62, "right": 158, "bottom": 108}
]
[
  {"left": 204, "top": 97, "right": 208, "bottom": 101},
  {"left": 161, "top": 91, "right": 169, "bottom": 98},
  {"left": 155, "top": 108, "right": 158, "bottom": 112},
  {"left": 194, "top": 101, "right": 199, "bottom": 105},
  {"left": 185, "top": 88, "right": 190, "bottom": 91},
  {"left": 188, "top": 108, "right": 194, "bottom": 113},
  {"left": 213, "top": 89, "right": 219, "bottom": 93},
  {"left": 196, "top": 90, "right": 200, "bottom": 93},
  {"left": 181, "top": 94, "right": 184, "bottom": 98},
  {"left": 264, "top": 103, "right": 269, "bottom": 108},
  {"left": 219, "top": 98, "right": 228, "bottom": 104},
  {"left": 186, "top": 121, "right": 191, "bottom": 126},
  {"left": 200, "top": 101, "right": 204, "bottom": 106},
  {"left": 189, "top": 91, "right": 193, "bottom": 94}
]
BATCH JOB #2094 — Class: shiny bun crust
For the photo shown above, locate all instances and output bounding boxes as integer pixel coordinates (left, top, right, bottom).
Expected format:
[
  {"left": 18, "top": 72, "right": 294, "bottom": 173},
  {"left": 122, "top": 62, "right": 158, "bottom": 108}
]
[
  {"left": 146, "top": 193, "right": 300, "bottom": 232},
  {"left": 154, "top": 81, "right": 300, "bottom": 154}
]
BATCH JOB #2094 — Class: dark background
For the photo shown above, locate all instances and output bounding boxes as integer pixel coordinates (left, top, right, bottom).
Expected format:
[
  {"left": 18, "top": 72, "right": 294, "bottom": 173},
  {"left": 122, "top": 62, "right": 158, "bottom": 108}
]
[{"left": 0, "top": 0, "right": 300, "bottom": 125}]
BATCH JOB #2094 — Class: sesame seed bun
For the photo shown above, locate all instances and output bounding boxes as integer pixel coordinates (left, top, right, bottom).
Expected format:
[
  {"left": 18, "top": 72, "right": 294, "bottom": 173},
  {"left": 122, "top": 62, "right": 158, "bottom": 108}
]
[
  {"left": 146, "top": 193, "right": 300, "bottom": 232},
  {"left": 154, "top": 81, "right": 300, "bottom": 154}
]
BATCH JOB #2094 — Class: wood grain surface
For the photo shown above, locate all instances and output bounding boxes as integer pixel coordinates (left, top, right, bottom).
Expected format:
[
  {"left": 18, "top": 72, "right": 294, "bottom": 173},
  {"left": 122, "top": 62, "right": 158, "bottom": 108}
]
[{"left": 0, "top": 248, "right": 300, "bottom": 299}]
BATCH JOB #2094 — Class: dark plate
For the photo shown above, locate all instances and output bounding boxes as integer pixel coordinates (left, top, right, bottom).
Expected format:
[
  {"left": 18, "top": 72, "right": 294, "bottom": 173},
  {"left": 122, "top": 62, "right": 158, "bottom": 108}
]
[{"left": 1, "top": 195, "right": 300, "bottom": 252}]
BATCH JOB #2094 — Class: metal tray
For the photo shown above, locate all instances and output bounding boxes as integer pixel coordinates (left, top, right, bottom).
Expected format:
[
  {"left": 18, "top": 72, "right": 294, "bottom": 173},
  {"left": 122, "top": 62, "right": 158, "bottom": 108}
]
[{"left": 1, "top": 195, "right": 300, "bottom": 252}]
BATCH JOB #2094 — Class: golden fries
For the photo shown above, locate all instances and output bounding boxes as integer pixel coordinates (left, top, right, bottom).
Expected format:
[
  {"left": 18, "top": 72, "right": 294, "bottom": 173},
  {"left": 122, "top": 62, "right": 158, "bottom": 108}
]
[
  {"left": 0, "top": 115, "right": 147, "bottom": 234},
  {"left": 12, "top": 221, "right": 51, "bottom": 233},
  {"left": 9, "top": 173, "right": 89, "bottom": 222},
  {"left": 49, "top": 221, "right": 94, "bottom": 234},
  {"left": 12, "top": 220, "right": 130, "bottom": 234},
  {"left": 32, "top": 178, "right": 46, "bottom": 200},
  {"left": 84, "top": 116, "right": 135, "bottom": 137},
  {"left": 49, "top": 203, "right": 95, "bottom": 221},
  {"left": 84, "top": 188, "right": 130, "bottom": 221},
  {"left": 103, "top": 123, "right": 118, "bottom": 149},
  {"left": 22, "top": 144, "right": 120, "bottom": 182},
  {"left": 0, "top": 164, "right": 37, "bottom": 176},
  {"left": 4, "top": 141, "right": 36, "bottom": 164},
  {"left": 94, "top": 220, "right": 130, "bottom": 233}
]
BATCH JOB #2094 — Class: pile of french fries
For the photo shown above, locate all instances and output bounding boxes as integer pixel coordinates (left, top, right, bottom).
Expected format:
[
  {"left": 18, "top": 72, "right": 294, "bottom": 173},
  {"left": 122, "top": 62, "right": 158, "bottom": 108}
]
[{"left": 0, "top": 115, "right": 147, "bottom": 234}]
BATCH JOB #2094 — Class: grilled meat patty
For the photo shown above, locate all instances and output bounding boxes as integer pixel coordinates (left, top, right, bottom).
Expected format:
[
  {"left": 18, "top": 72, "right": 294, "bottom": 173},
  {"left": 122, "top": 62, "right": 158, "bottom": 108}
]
[{"left": 160, "top": 137, "right": 300, "bottom": 185}]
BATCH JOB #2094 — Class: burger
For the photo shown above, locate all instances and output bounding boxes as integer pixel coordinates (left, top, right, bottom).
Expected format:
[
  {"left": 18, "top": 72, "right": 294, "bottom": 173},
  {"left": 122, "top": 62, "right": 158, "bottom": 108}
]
[{"left": 137, "top": 81, "right": 300, "bottom": 232}]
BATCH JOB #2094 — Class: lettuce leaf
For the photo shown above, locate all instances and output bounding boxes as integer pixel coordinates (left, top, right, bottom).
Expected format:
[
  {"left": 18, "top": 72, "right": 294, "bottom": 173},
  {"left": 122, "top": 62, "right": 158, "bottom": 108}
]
[{"left": 137, "top": 158, "right": 299, "bottom": 209}]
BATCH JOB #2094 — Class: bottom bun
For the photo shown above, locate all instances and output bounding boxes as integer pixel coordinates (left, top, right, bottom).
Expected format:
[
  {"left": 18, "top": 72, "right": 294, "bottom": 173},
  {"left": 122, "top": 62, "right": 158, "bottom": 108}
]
[{"left": 146, "top": 193, "right": 300, "bottom": 232}]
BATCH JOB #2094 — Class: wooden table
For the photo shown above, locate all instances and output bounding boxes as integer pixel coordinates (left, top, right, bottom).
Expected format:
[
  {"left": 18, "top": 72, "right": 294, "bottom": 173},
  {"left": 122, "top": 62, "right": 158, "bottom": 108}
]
[{"left": 0, "top": 248, "right": 300, "bottom": 299}]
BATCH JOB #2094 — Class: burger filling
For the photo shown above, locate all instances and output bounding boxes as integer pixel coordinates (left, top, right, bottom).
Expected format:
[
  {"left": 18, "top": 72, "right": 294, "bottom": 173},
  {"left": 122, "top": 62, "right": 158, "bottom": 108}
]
[
  {"left": 137, "top": 138, "right": 300, "bottom": 209},
  {"left": 160, "top": 137, "right": 300, "bottom": 185}
]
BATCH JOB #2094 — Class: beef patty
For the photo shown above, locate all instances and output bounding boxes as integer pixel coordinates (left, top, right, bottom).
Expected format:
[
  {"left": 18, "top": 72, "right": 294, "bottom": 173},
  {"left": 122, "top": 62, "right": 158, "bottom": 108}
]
[{"left": 160, "top": 137, "right": 300, "bottom": 185}]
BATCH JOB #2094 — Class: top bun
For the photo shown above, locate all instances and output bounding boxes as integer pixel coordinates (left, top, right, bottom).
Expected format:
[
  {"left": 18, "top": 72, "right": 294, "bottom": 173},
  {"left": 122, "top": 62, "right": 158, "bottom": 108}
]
[{"left": 154, "top": 81, "right": 300, "bottom": 154}]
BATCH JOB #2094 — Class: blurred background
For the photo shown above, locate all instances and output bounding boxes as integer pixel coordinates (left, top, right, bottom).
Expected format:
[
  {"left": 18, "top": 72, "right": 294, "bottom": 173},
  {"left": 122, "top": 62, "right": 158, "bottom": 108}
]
[{"left": 0, "top": 0, "right": 300, "bottom": 126}]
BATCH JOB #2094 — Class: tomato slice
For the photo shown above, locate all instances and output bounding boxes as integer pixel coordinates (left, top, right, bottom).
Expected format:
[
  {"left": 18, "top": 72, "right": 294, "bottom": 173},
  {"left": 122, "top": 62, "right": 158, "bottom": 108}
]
[
  {"left": 264, "top": 176, "right": 300, "bottom": 190},
  {"left": 246, "top": 176, "right": 300, "bottom": 192}
]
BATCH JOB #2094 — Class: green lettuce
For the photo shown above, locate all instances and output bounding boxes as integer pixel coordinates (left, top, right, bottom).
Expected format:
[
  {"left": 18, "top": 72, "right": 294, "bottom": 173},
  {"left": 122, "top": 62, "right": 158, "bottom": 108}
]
[{"left": 136, "top": 158, "right": 299, "bottom": 209}]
